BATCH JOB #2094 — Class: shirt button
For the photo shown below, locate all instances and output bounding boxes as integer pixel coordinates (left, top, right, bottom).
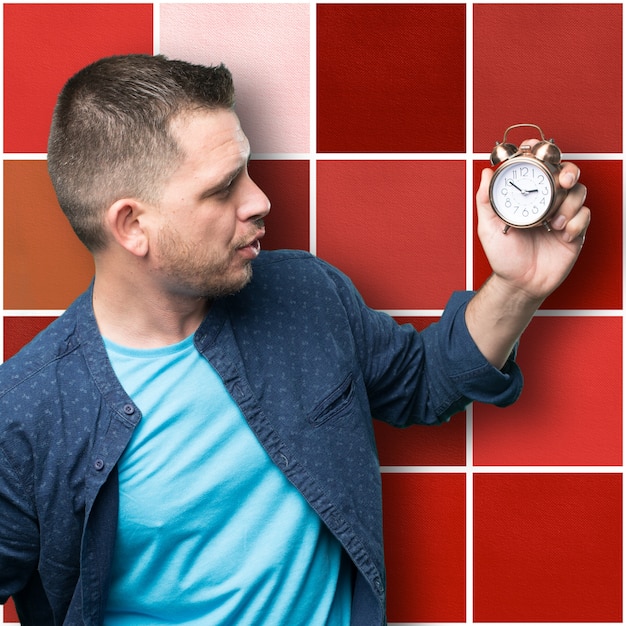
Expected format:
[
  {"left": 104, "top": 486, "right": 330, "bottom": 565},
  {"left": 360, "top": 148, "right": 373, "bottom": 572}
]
[
  {"left": 94, "top": 459, "right": 105, "bottom": 471},
  {"left": 123, "top": 404, "right": 135, "bottom": 415}
]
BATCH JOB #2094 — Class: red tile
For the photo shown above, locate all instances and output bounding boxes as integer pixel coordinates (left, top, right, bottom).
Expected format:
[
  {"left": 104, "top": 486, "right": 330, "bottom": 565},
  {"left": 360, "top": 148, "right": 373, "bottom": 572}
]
[
  {"left": 474, "top": 4, "right": 622, "bottom": 153},
  {"left": 3, "top": 597, "right": 18, "bottom": 622},
  {"left": 4, "top": 317, "right": 56, "bottom": 361},
  {"left": 374, "top": 316, "right": 466, "bottom": 466},
  {"left": 473, "top": 159, "right": 622, "bottom": 310},
  {"left": 375, "top": 417, "right": 466, "bottom": 468},
  {"left": 473, "top": 316, "right": 622, "bottom": 466},
  {"left": 4, "top": 3, "right": 153, "bottom": 153},
  {"left": 317, "top": 4, "right": 465, "bottom": 153},
  {"left": 383, "top": 473, "right": 466, "bottom": 622},
  {"left": 474, "top": 473, "right": 622, "bottom": 622},
  {"left": 247, "top": 160, "right": 309, "bottom": 252},
  {"left": 317, "top": 161, "right": 466, "bottom": 310}
]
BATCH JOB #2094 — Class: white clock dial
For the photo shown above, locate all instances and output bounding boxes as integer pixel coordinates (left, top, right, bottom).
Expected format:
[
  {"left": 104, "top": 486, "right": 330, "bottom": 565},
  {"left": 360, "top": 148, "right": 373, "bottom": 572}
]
[{"left": 490, "top": 158, "right": 555, "bottom": 227}]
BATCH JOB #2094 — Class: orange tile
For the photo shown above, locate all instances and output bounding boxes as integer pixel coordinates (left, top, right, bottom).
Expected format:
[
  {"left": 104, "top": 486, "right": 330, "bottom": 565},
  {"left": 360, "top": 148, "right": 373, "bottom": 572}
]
[{"left": 4, "top": 161, "right": 94, "bottom": 309}]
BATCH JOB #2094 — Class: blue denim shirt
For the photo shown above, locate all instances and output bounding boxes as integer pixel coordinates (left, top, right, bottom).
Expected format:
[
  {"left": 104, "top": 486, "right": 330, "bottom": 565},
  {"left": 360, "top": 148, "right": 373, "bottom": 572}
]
[{"left": 0, "top": 250, "right": 522, "bottom": 625}]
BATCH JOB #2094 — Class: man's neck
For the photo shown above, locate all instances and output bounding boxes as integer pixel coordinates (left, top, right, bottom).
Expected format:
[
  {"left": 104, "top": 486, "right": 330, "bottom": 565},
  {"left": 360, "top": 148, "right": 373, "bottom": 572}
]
[{"left": 92, "top": 273, "right": 210, "bottom": 349}]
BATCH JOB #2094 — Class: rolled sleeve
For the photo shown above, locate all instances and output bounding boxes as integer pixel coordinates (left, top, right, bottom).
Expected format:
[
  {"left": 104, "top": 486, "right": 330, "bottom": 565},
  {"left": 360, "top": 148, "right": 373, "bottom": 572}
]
[{"left": 424, "top": 291, "right": 524, "bottom": 421}]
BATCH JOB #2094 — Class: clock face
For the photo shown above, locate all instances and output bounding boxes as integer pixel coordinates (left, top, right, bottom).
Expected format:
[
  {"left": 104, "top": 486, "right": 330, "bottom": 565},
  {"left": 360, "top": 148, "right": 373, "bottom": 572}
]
[{"left": 490, "top": 158, "right": 555, "bottom": 227}]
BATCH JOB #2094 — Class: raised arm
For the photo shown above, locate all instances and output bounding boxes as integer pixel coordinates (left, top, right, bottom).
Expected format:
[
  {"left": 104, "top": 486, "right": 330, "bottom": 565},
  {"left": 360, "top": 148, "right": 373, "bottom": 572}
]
[{"left": 466, "top": 152, "right": 591, "bottom": 369}]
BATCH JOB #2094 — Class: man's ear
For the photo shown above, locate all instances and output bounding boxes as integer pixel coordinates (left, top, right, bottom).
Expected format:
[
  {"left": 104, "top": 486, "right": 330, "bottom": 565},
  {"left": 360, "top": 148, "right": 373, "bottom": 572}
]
[{"left": 105, "top": 199, "right": 150, "bottom": 257}]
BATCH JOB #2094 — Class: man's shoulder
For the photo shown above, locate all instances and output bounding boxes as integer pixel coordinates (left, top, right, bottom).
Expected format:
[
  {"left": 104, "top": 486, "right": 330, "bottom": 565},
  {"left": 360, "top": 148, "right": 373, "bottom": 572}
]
[
  {"left": 252, "top": 248, "right": 316, "bottom": 268},
  {"left": 0, "top": 292, "right": 89, "bottom": 393},
  {"left": 251, "top": 249, "right": 349, "bottom": 285}
]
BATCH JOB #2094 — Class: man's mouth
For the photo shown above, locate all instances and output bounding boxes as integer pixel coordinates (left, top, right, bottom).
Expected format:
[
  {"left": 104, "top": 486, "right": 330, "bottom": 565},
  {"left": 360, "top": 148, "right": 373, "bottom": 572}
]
[{"left": 237, "top": 231, "right": 264, "bottom": 259}]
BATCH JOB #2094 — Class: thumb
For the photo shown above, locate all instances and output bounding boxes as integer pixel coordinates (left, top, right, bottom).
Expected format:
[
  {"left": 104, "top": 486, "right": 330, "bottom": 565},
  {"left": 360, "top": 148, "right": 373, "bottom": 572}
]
[{"left": 476, "top": 166, "right": 494, "bottom": 209}]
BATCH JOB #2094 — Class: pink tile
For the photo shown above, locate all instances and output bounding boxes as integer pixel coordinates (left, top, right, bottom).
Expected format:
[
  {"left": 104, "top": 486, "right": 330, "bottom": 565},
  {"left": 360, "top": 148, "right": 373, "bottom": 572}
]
[{"left": 159, "top": 3, "right": 309, "bottom": 154}]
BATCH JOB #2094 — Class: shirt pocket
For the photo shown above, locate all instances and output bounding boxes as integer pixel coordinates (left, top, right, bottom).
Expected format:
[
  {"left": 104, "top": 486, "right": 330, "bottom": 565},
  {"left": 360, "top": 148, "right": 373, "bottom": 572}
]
[{"left": 307, "top": 374, "right": 356, "bottom": 427}]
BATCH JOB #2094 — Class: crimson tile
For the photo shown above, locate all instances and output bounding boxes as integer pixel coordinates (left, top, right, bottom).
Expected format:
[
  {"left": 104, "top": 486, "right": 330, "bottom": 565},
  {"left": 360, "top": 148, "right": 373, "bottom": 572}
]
[
  {"left": 374, "top": 317, "right": 466, "bottom": 466},
  {"left": 3, "top": 598, "right": 18, "bottom": 622},
  {"left": 248, "top": 160, "right": 309, "bottom": 252},
  {"left": 474, "top": 473, "right": 622, "bottom": 622},
  {"left": 383, "top": 473, "right": 466, "bottom": 622},
  {"left": 317, "top": 4, "right": 465, "bottom": 153},
  {"left": 375, "top": 417, "right": 466, "bottom": 468},
  {"left": 4, "top": 317, "right": 56, "bottom": 361}
]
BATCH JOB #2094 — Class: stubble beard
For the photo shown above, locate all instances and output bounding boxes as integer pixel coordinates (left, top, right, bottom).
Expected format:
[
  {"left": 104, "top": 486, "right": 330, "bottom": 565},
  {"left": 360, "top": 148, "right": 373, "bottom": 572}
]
[{"left": 156, "top": 230, "right": 254, "bottom": 300}]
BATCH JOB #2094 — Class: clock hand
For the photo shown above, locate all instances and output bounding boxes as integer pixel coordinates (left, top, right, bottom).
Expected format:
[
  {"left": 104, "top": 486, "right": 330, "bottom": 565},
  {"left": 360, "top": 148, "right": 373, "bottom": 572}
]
[
  {"left": 507, "top": 180, "right": 539, "bottom": 195},
  {"left": 507, "top": 180, "right": 531, "bottom": 196}
]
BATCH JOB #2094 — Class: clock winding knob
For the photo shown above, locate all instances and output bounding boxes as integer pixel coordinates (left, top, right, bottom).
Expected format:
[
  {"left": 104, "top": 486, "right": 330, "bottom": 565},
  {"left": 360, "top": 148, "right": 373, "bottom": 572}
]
[
  {"left": 531, "top": 140, "right": 562, "bottom": 165},
  {"left": 490, "top": 142, "right": 518, "bottom": 166}
]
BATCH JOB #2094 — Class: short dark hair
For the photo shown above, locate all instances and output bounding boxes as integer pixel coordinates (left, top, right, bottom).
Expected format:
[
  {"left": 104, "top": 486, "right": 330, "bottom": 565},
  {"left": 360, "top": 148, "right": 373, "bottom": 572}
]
[{"left": 47, "top": 54, "right": 235, "bottom": 251}]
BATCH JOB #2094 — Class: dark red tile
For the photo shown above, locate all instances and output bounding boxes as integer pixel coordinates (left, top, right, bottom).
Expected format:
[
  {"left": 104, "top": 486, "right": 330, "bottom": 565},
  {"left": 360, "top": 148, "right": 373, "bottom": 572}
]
[
  {"left": 248, "top": 160, "right": 309, "bottom": 252},
  {"left": 317, "top": 4, "right": 465, "bottom": 153}
]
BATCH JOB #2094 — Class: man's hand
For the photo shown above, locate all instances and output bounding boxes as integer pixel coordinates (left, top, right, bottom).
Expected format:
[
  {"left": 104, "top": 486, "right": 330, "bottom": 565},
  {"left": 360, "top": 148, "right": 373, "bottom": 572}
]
[{"left": 466, "top": 148, "right": 591, "bottom": 369}]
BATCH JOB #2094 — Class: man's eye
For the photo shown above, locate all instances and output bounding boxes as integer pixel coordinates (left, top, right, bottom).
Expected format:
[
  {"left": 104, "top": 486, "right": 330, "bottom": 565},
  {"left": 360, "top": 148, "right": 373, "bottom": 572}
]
[{"left": 215, "top": 182, "right": 234, "bottom": 199}]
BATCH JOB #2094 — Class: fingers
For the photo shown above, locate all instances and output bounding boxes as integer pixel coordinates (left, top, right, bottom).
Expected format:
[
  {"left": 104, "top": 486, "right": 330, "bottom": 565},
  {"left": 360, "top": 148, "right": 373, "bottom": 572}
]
[
  {"left": 561, "top": 204, "right": 591, "bottom": 244},
  {"left": 550, "top": 177, "right": 588, "bottom": 241},
  {"left": 476, "top": 167, "right": 493, "bottom": 207},
  {"left": 558, "top": 161, "right": 581, "bottom": 189}
]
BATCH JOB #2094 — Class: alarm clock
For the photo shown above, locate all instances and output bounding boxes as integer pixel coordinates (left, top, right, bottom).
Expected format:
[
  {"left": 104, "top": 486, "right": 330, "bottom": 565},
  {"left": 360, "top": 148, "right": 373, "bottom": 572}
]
[{"left": 488, "top": 124, "right": 568, "bottom": 233}]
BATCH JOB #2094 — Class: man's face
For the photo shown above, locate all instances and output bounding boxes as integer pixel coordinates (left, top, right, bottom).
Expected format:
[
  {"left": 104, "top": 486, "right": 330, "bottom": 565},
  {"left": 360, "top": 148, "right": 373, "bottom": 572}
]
[{"left": 149, "top": 109, "right": 270, "bottom": 299}]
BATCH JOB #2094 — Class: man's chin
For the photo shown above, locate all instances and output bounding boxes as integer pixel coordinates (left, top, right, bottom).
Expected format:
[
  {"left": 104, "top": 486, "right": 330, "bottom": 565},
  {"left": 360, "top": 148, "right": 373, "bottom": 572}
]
[{"left": 202, "top": 266, "right": 253, "bottom": 300}]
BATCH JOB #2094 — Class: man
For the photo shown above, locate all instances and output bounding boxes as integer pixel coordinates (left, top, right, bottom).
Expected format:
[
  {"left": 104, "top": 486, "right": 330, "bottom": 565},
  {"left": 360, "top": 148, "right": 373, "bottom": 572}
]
[{"left": 0, "top": 55, "right": 589, "bottom": 625}]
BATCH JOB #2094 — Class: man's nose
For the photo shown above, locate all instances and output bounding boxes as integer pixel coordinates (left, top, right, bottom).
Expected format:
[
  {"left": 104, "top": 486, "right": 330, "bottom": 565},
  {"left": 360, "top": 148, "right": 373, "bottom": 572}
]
[{"left": 239, "top": 175, "right": 271, "bottom": 222}]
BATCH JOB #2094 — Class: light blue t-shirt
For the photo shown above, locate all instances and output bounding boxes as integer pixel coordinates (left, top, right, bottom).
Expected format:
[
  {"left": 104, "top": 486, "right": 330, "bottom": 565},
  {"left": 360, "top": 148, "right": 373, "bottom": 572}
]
[{"left": 103, "top": 335, "right": 352, "bottom": 625}]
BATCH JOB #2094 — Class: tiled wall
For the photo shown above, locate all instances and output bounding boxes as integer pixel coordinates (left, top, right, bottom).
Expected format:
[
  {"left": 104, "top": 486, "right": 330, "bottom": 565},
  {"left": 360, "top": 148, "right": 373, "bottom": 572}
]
[{"left": 1, "top": 2, "right": 623, "bottom": 624}]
